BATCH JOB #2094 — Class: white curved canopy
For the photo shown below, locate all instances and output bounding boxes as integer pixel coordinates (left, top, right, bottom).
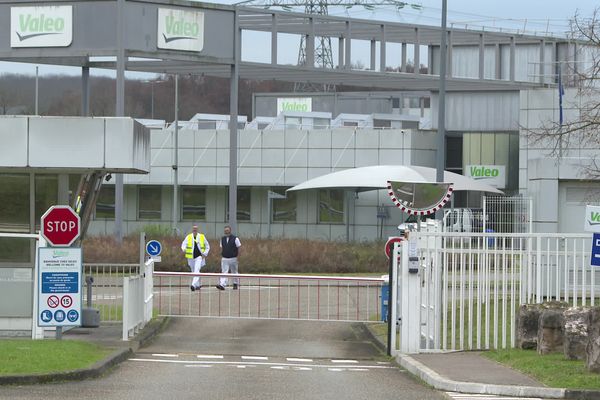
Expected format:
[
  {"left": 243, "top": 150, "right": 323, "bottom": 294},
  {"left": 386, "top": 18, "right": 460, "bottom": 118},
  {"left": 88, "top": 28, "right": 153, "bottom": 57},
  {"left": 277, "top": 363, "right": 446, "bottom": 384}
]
[{"left": 288, "top": 165, "right": 503, "bottom": 194}]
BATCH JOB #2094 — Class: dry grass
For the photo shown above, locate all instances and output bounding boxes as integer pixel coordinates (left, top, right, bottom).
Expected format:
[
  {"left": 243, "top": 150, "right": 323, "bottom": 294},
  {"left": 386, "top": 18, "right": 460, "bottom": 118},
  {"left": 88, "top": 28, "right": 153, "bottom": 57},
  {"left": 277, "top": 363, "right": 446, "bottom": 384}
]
[{"left": 82, "top": 235, "right": 387, "bottom": 274}]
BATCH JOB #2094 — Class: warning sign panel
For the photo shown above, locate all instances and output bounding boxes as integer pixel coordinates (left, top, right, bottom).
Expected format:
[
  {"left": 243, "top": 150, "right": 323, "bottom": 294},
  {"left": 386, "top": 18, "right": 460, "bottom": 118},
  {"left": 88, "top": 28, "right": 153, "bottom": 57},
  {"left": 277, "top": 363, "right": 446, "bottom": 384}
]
[{"left": 37, "top": 248, "right": 82, "bottom": 327}]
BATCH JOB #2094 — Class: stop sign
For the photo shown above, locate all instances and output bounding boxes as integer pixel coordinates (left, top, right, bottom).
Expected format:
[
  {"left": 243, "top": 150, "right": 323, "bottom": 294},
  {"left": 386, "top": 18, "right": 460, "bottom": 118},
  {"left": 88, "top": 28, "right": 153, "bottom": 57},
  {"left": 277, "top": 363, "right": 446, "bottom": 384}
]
[
  {"left": 385, "top": 237, "right": 404, "bottom": 259},
  {"left": 41, "top": 206, "right": 81, "bottom": 247}
]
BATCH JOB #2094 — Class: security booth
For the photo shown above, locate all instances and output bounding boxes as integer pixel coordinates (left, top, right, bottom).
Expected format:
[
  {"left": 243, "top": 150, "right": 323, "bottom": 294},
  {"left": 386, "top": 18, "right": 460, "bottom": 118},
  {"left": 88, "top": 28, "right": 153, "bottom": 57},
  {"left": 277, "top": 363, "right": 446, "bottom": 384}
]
[{"left": 0, "top": 116, "right": 150, "bottom": 336}]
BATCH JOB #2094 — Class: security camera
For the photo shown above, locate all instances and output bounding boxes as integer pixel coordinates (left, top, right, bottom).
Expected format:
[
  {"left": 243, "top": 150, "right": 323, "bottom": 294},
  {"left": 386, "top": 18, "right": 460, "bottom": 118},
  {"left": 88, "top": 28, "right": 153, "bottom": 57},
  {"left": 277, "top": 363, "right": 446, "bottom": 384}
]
[
  {"left": 400, "top": 129, "right": 405, "bottom": 133},
  {"left": 105, "top": 174, "right": 112, "bottom": 182}
]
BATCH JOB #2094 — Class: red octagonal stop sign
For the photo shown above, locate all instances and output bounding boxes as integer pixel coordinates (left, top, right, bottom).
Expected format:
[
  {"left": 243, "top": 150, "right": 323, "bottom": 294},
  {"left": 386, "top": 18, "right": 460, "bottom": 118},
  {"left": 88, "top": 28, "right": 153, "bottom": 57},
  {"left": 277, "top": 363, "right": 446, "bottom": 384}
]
[{"left": 41, "top": 206, "right": 81, "bottom": 247}]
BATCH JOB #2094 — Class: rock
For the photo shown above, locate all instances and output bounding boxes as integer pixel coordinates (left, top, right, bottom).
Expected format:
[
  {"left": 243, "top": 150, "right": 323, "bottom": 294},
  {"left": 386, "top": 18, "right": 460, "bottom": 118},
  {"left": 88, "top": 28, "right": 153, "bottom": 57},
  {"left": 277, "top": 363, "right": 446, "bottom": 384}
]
[
  {"left": 537, "top": 306, "right": 567, "bottom": 355},
  {"left": 586, "top": 307, "right": 600, "bottom": 373},
  {"left": 516, "top": 304, "right": 542, "bottom": 350},
  {"left": 563, "top": 307, "right": 590, "bottom": 360}
]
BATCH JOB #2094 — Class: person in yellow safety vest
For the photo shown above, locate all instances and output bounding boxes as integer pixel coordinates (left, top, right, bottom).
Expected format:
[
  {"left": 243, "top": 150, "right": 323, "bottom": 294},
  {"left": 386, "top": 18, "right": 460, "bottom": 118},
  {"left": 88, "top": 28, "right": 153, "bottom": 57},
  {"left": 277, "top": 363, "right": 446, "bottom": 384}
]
[
  {"left": 180, "top": 225, "right": 210, "bottom": 291},
  {"left": 75, "top": 189, "right": 86, "bottom": 215}
]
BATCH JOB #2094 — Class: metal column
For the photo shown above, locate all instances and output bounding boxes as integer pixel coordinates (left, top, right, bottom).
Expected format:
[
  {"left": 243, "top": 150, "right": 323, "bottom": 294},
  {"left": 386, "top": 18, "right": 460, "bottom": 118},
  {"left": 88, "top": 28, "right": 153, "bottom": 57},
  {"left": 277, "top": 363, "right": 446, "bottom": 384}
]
[
  {"left": 114, "top": 0, "right": 125, "bottom": 242},
  {"left": 228, "top": 9, "right": 240, "bottom": 232}
]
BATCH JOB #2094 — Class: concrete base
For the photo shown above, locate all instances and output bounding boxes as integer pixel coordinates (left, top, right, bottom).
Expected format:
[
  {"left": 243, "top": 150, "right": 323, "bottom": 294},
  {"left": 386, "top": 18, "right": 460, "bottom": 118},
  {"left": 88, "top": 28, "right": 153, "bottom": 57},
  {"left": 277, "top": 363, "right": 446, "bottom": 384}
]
[{"left": 81, "top": 307, "right": 100, "bottom": 328}]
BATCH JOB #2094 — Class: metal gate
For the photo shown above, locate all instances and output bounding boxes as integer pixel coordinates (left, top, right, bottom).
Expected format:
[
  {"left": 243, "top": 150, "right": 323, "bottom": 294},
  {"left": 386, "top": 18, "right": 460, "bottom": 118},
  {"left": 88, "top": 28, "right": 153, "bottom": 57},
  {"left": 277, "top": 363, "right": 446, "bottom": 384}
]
[
  {"left": 153, "top": 272, "right": 386, "bottom": 323},
  {"left": 395, "top": 224, "right": 597, "bottom": 354}
]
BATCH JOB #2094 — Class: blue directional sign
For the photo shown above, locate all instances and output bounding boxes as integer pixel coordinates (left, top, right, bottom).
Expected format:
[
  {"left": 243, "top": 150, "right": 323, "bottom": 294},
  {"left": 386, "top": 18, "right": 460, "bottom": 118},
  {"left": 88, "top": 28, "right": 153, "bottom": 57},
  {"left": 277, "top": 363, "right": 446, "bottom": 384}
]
[
  {"left": 146, "top": 240, "right": 162, "bottom": 257},
  {"left": 591, "top": 233, "right": 600, "bottom": 267}
]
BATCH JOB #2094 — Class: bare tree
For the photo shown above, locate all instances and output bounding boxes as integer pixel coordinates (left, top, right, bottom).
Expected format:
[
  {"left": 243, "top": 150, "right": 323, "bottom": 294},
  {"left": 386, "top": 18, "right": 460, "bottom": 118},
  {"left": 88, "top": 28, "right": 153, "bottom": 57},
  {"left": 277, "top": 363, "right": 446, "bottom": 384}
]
[{"left": 526, "top": 8, "right": 600, "bottom": 177}]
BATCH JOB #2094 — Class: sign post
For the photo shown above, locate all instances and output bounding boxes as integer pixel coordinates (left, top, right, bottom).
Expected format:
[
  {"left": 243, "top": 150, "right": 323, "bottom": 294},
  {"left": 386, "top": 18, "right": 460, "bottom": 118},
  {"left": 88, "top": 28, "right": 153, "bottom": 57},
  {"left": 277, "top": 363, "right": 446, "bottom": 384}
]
[
  {"left": 37, "top": 248, "right": 82, "bottom": 328},
  {"left": 37, "top": 206, "right": 82, "bottom": 339},
  {"left": 146, "top": 239, "right": 162, "bottom": 262}
]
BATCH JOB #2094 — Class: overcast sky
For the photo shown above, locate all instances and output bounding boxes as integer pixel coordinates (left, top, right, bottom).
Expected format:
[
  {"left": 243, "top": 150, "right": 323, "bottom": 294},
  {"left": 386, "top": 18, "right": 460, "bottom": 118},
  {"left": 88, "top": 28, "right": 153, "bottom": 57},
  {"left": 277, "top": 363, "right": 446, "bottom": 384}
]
[{"left": 1, "top": 0, "right": 596, "bottom": 78}]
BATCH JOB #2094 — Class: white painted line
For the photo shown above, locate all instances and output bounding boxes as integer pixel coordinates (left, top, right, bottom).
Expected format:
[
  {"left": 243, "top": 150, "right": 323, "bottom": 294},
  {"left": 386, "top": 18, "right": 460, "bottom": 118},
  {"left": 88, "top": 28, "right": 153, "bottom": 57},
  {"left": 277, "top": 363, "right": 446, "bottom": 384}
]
[
  {"left": 241, "top": 356, "right": 269, "bottom": 360},
  {"left": 293, "top": 367, "right": 312, "bottom": 371},
  {"left": 286, "top": 357, "right": 313, "bottom": 363},
  {"left": 445, "top": 394, "right": 542, "bottom": 400},
  {"left": 234, "top": 365, "right": 247, "bottom": 369},
  {"left": 348, "top": 368, "right": 369, "bottom": 372},
  {"left": 271, "top": 366, "right": 288, "bottom": 370},
  {"left": 196, "top": 355, "right": 224, "bottom": 359},
  {"left": 328, "top": 368, "right": 344, "bottom": 372},
  {"left": 185, "top": 365, "right": 213, "bottom": 368},
  {"left": 152, "top": 353, "right": 179, "bottom": 358},
  {"left": 128, "top": 358, "right": 395, "bottom": 370},
  {"left": 376, "top": 361, "right": 391, "bottom": 365},
  {"left": 331, "top": 359, "right": 358, "bottom": 363}
]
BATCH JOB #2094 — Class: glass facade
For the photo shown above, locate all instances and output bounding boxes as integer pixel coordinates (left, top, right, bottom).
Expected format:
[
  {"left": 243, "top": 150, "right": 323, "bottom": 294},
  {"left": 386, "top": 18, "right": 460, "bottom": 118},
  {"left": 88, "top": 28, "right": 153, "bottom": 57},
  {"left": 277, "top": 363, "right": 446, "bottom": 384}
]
[
  {"left": 95, "top": 185, "right": 115, "bottom": 219},
  {"left": 272, "top": 188, "right": 296, "bottom": 223},
  {"left": 34, "top": 174, "right": 58, "bottom": 230},
  {"left": 226, "top": 187, "right": 251, "bottom": 221},
  {"left": 181, "top": 186, "right": 206, "bottom": 221},
  {"left": 0, "top": 173, "right": 31, "bottom": 263},
  {"left": 319, "top": 189, "right": 344, "bottom": 224},
  {"left": 138, "top": 187, "right": 162, "bottom": 220}
]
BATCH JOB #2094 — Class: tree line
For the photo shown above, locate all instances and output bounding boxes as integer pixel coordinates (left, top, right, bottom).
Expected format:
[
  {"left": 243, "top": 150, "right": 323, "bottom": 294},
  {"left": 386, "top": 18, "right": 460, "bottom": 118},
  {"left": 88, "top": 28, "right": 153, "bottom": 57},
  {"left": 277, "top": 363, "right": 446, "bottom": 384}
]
[{"left": 0, "top": 73, "right": 294, "bottom": 120}]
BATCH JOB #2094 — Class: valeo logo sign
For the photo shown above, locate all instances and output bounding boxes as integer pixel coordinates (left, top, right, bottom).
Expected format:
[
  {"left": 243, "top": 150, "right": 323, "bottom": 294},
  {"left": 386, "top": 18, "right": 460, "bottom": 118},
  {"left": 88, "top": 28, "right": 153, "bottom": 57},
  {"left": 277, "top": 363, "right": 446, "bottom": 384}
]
[
  {"left": 589, "top": 211, "right": 600, "bottom": 225},
  {"left": 11, "top": 6, "right": 73, "bottom": 48},
  {"left": 277, "top": 98, "right": 313, "bottom": 114},
  {"left": 469, "top": 165, "right": 500, "bottom": 179},
  {"left": 158, "top": 9, "right": 204, "bottom": 52}
]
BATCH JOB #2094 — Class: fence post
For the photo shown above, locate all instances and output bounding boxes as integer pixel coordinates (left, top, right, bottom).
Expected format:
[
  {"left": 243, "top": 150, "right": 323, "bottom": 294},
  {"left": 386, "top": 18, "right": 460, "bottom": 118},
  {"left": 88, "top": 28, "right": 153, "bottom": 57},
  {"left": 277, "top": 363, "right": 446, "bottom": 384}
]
[
  {"left": 536, "top": 236, "right": 542, "bottom": 303},
  {"left": 122, "top": 276, "right": 129, "bottom": 341}
]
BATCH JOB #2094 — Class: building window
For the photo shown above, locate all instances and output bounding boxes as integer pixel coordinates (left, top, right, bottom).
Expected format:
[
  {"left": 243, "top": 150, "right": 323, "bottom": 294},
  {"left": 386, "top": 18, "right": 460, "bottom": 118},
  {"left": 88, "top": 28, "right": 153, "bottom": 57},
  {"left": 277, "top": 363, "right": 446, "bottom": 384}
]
[
  {"left": 95, "top": 185, "right": 115, "bottom": 219},
  {"left": 0, "top": 173, "right": 31, "bottom": 263},
  {"left": 34, "top": 174, "right": 58, "bottom": 230},
  {"left": 226, "top": 187, "right": 251, "bottom": 222},
  {"left": 181, "top": 186, "right": 206, "bottom": 221},
  {"left": 319, "top": 189, "right": 344, "bottom": 224},
  {"left": 138, "top": 187, "right": 162, "bottom": 220},
  {"left": 272, "top": 188, "right": 296, "bottom": 223}
]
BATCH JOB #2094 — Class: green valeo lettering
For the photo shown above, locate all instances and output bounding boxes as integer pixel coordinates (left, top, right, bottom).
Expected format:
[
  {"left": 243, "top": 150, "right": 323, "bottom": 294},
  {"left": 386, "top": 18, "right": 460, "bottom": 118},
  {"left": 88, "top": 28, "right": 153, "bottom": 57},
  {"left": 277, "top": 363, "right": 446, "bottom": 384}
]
[
  {"left": 591, "top": 212, "right": 600, "bottom": 222},
  {"left": 281, "top": 102, "right": 308, "bottom": 112},
  {"left": 165, "top": 15, "right": 199, "bottom": 37},
  {"left": 470, "top": 166, "right": 499, "bottom": 178},
  {"left": 19, "top": 14, "right": 65, "bottom": 33}
]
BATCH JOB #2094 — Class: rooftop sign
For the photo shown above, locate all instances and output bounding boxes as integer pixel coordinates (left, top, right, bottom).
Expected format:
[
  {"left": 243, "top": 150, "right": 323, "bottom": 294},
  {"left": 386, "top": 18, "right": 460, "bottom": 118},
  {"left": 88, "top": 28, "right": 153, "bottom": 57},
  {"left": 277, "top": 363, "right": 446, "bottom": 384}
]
[
  {"left": 157, "top": 8, "right": 204, "bottom": 52},
  {"left": 11, "top": 5, "right": 73, "bottom": 48}
]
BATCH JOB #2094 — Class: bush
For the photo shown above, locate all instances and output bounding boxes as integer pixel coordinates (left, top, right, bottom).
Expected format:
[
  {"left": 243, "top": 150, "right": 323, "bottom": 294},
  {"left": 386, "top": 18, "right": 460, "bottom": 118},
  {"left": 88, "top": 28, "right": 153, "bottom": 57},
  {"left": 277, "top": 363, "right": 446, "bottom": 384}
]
[{"left": 82, "top": 234, "right": 387, "bottom": 274}]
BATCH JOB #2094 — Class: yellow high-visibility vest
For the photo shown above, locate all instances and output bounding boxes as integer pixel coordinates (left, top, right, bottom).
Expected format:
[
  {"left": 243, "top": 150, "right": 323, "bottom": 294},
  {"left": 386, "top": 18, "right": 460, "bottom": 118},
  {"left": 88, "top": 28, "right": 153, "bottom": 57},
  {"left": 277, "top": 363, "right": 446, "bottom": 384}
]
[{"left": 185, "top": 233, "right": 206, "bottom": 259}]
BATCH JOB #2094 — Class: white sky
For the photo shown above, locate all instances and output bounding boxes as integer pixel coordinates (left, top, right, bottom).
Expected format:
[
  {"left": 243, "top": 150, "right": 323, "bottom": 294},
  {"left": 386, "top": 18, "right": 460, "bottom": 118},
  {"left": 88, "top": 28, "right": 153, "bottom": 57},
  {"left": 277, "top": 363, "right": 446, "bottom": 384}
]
[{"left": 0, "top": 0, "right": 596, "bottom": 78}]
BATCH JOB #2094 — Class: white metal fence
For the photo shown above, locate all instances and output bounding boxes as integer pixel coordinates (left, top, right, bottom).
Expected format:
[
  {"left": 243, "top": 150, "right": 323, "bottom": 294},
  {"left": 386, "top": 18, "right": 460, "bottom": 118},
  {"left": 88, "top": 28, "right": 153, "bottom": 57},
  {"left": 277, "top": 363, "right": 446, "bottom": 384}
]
[
  {"left": 83, "top": 263, "right": 140, "bottom": 323},
  {"left": 401, "top": 226, "right": 598, "bottom": 353},
  {"left": 122, "top": 259, "right": 154, "bottom": 340}
]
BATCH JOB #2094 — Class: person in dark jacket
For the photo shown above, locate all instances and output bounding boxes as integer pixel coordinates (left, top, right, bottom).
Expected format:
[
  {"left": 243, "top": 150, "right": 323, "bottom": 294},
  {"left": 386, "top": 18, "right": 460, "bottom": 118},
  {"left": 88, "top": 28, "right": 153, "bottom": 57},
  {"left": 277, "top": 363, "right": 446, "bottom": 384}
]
[{"left": 215, "top": 225, "right": 241, "bottom": 290}]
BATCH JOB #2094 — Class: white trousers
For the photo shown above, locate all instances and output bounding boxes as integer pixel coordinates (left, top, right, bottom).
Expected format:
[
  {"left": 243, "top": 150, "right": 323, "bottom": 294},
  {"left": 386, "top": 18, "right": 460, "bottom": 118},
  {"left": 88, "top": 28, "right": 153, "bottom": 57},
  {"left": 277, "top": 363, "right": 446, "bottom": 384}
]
[
  {"left": 187, "top": 257, "right": 203, "bottom": 288},
  {"left": 219, "top": 257, "right": 239, "bottom": 286}
]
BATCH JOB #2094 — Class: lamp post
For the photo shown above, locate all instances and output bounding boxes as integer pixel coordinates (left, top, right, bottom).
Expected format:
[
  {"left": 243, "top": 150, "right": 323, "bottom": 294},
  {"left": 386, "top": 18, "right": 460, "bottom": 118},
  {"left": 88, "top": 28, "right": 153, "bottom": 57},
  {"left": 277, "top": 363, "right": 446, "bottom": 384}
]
[{"left": 143, "top": 78, "right": 167, "bottom": 120}]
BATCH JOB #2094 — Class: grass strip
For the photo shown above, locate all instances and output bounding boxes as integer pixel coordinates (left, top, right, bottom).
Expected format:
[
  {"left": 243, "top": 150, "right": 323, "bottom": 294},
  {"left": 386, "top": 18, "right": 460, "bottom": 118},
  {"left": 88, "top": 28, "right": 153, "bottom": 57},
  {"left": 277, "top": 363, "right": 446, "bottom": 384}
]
[
  {"left": 483, "top": 349, "right": 600, "bottom": 390},
  {"left": 0, "top": 340, "right": 112, "bottom": 376}
]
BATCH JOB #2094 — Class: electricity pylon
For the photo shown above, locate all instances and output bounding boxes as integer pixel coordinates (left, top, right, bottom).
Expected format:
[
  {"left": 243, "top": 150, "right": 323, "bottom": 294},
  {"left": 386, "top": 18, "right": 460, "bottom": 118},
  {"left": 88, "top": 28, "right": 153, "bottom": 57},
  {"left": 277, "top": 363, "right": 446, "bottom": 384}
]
[{"left": 237, "top": 0, "right": 422, "bottom": 92}]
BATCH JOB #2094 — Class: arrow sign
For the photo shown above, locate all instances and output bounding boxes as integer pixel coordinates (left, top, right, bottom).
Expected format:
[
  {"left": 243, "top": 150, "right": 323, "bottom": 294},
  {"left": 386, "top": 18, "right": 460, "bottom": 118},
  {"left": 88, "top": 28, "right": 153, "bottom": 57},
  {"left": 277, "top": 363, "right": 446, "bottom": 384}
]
[{"left": 146, "top": 240, "right": 162, "bottom": 257}]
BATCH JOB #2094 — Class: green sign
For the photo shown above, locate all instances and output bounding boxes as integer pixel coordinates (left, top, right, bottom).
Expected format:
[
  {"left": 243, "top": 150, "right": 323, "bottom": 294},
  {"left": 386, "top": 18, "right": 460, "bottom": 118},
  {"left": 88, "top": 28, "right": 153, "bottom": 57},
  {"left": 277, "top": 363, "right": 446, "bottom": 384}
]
[
  {"left": 11, "top": 6, "right": 73, "bottom": 48},
  {"left": 465, "top": 165, "right": 506, "bottom": 189}
]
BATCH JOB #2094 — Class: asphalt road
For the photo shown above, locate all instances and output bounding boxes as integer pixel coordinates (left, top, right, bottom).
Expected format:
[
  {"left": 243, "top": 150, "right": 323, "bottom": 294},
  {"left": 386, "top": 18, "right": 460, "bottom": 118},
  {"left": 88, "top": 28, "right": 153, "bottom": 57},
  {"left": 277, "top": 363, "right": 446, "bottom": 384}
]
[{"left": 0, "top": 318, "right": 447, "bottom": 400}]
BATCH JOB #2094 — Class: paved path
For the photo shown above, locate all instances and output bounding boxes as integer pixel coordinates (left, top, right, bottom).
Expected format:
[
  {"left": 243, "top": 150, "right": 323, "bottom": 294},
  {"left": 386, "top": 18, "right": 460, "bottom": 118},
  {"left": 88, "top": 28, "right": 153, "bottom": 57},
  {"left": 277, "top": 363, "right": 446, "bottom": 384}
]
[{"left": 0, "top": 318, "right": 445, "bottom": 400}]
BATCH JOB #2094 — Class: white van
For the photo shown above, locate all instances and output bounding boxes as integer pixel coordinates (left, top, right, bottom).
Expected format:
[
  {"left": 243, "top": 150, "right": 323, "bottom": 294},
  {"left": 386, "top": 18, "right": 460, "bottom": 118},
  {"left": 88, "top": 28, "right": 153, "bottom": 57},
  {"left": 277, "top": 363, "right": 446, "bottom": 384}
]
[{"left": 443, "top": 208, "right": 474, "bottom": 233}]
